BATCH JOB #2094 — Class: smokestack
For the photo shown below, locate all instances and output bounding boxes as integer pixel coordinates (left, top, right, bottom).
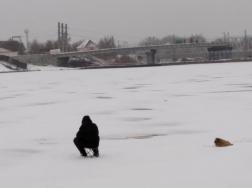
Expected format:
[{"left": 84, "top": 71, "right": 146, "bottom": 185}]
[
  {"left": 61, "top": 23, "right": 64, "bottom": 52},
  {"left": 58, "top": 22, "right": 61, "bottom": 50}
]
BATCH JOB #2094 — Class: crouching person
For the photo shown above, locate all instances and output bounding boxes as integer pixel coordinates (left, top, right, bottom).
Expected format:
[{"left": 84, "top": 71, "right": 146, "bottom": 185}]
[{"left": 74, "top": 115, "right": 100, "bottom": 157}]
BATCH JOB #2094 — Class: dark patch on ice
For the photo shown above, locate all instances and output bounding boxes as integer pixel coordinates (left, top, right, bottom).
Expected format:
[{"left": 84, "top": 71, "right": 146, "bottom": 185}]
[
  {"left": 128, "top": 134, "right": 167, "bottom": 139},
  {"left": 36, "top": 138, "right": 57, "bottom": 145},
  {"left": 195, "top": 80, "right": 210, "bottom": 83},
  {"left": 96, "top": 96, "right": 113, "bottom": 99},
  {"left": 155, "top": 122, "right": 181, "bottom": 127},
  {"left": 226, "top": 83, "right": 251, "bottom": 86},
  {"left": 242, "top": 85, "right": 252, "bottom": 88},
  {"left": 123, "top": 86, "right": 142, "bottom": 90},
  {"left": 103, "top": 130, "right": 204, "bottom": 140},
  {"left": 103, "top": 133, "right": 167, "bottom": 140},
  {"left": 209, "top": 89, "right": 252, "bottom": 94},
  {"left": 92, "top": 92, "right": 105, "bottom": 95},
  {"left": 151, "top": 90, "right": 163, "bottom": 92},
  {"left": 212, "top": 76, "right": 224, "bottom": 79},
  {"left": 136, "top": 84, "right": 152, "bottom": 87},
  {"left": 2, "top": 148, "right": 40, "bottom": 154},
  {"left": 131, "top": 108, "right": 153, "bottom": 111},
  {"left": 172, "top": 94, "right": 194, "bottom": 97},
  {"left": 187, "top": 79, "right": 210, "bottom": 83},
  {"left": 0, "top": 93, "right": 26, "bottom": 100},
  {"left": 122, "top": 117, "right": 152, "bottom": 122},
  {"left": 31, "top": 102, "right": 57, "bottom": 106},
  {"left": 127, "top": 90, "right": 139, "bottom": 93},
  {"left": 0, "top": 96, "right": 16, "bottom": 100},
  {"left": 136, "top": 83, "right": 152, "bottom": 86},
  {"left": 226, "top": 83, "right": 252, "bottom": 89},
  {"left": 28, "top": 101, "right": 61, "bottom": 106},
  {"left": 48, "top": 82, "right": 60, "bottom": 86},
  {"left": 12, "top": 93, "right": 26, "bottom": 97},
  {"left": 66, "top": 91, "right": 77, "bottom": 94}
]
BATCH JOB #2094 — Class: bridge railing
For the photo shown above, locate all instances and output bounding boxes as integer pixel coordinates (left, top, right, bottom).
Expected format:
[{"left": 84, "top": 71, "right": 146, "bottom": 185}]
[{"left": 55, "top": 42, "right": 231, "bottom": 57}]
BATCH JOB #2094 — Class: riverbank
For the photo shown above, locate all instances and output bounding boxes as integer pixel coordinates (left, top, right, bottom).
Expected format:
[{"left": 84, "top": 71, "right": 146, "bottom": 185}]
[{"left": 1, "top": 59, "right": 252, "bottom": 73}]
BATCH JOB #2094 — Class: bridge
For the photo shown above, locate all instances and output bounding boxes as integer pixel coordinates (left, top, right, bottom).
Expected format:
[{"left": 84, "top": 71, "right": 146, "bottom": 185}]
[
  {"left": 9, "top": 42, "right": 232, "bottom": 69},
  {"left": 55, "top": 42, "right": 231, "bottom": 65}
]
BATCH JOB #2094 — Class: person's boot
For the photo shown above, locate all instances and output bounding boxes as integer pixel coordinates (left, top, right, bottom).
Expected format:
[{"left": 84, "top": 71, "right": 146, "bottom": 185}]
[
  {"left": 81, "top": 151, "right": 87, "bottom": 157},
  {"left": 74, "top": 138, "right": 87, "bottom": 157},
  {"left": 93, "top": 148, "right": 99, "bottom": 157}
]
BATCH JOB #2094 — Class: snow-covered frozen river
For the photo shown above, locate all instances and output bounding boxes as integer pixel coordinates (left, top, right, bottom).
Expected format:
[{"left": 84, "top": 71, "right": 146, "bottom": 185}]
[{"left": 1, "top": 62, "right": 252, "bottom": 188}]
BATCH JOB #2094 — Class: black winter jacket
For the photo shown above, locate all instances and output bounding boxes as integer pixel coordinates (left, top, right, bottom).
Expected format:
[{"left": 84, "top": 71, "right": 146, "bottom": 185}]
[{"left": 76, "top": 122, "right": 100, "bottom": 148}]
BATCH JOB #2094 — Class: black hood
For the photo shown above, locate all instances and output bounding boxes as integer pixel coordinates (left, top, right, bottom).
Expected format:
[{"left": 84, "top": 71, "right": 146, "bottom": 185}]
[{"left": 82, "top": 115, "right": 92, "bottom": 125}]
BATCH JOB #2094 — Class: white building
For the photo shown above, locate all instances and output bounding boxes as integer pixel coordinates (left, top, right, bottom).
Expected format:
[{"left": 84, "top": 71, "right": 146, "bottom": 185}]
[
  {"left": 77, "top": 40, "right": 97, "bottom": 52},
  {"left": 0, "top": 48, "right": 18, "bottom": 57}
]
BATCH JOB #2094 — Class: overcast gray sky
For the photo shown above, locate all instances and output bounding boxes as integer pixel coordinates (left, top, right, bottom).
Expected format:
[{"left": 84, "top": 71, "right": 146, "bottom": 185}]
[{"left": 0, "top": 0, "right": 251, "bottom": 44}]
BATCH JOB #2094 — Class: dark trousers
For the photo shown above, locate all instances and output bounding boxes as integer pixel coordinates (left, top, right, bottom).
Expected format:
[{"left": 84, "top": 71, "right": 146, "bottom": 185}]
[{"left": 73, "top": 137, "right": 99, "bottom": 157}]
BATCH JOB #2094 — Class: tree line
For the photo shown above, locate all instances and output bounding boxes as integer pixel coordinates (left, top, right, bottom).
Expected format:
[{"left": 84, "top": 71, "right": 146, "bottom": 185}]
[
  {"left": 28, "top": 36, "right": 117, "bottom": 54},
  {"left": 23, "top": 33, "right": 252, "bottom": 54}
]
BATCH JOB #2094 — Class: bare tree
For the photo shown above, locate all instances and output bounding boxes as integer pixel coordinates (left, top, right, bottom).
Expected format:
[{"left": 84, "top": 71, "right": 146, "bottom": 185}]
[
  {"left": 97, "top": 36, "right": 116, "bottom": 49},
  {"left": 29, "top": 40, "right": 59, "bottom": 54},
  {"left": 29, "top": 40, "right": 44, "bottom": 54},
  {"left": 139, "top": 34, "right": 207, "bottom": 46},
  {"left": 187, "top": 34, "right": 207, "bottom": 43},
  {"left": 44, "top": 40, "right": 58, "bottom": 52},
  {"left": 139, "top": 36, "right": 162, "bottom": 46},
  {"left": 160, "top": 35, "right": 177, "bottom": 44}
]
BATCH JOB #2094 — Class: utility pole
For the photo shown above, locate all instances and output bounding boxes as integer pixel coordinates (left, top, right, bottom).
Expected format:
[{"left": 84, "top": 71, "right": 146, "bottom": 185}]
[
  {"left": 223, "top": 32, "right": 226, "bottom": 42},
  {"left": 24, "top": 29, "right": 30, "bottom": 52},
  {"left": 65, "top": 24, "right": 68, "bottom": 51},
  {"left": 227, "top": 32, "right": 230, "bottom": 43},
  {"left": 244, "top": 29, "right": 248, "bottom": 58},
  {"left": 58, "top": 22, "right": 61, "bottom": 51},
  {"left": 61, "top": 23, "right": 64, "bottom": 52},
  {"left": 10, "top": 35, "right": 23, "bottom": 54}
]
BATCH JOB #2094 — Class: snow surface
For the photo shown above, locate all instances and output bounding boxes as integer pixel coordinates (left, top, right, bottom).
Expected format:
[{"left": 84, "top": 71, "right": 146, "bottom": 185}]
[
  {"left": 0, "top": 61, "right": 74, "bottom": 73},
  {"left": 0, "top": 64, "right": 10, "bottom": 72},
  {"left": 1, "top": 62, "right": 252, "bottom": 188},
  {"left": 27, "top": 64, "right": 76, "bottom": 71},
  {"left": 0, "top": 61, "right": 13, "bottom": 72}
]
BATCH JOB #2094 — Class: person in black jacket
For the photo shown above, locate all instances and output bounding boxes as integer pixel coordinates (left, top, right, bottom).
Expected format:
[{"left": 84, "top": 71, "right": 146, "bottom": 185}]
[{"left": 73, "top": 115, "right": 100, "bottom": 157}]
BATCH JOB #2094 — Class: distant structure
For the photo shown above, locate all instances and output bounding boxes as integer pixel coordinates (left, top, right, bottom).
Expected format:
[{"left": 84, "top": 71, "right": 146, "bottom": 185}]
[
  {"left": 0, "top": 47, "right": 18, "bottom": 57},
  {"left": 208, "top": 45, "right": 233, "bottom": 60},
  {"left": 58, "top": 22, "right": 68, "bottom": 52},
  {"left": 0, "top": 40, "right": 24, "bottom": 56},
  {"left": 77, "top": 40, "right": 97, "bottom": 52},
  {"left": 24, "top": 29, "right": 30, "bottom": 52},
  {"left": 10, "top": 35, "right": 22, "bottom": 43},
  {"left": 49, "top": 49, "right": 61, "bottom": 55}
]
